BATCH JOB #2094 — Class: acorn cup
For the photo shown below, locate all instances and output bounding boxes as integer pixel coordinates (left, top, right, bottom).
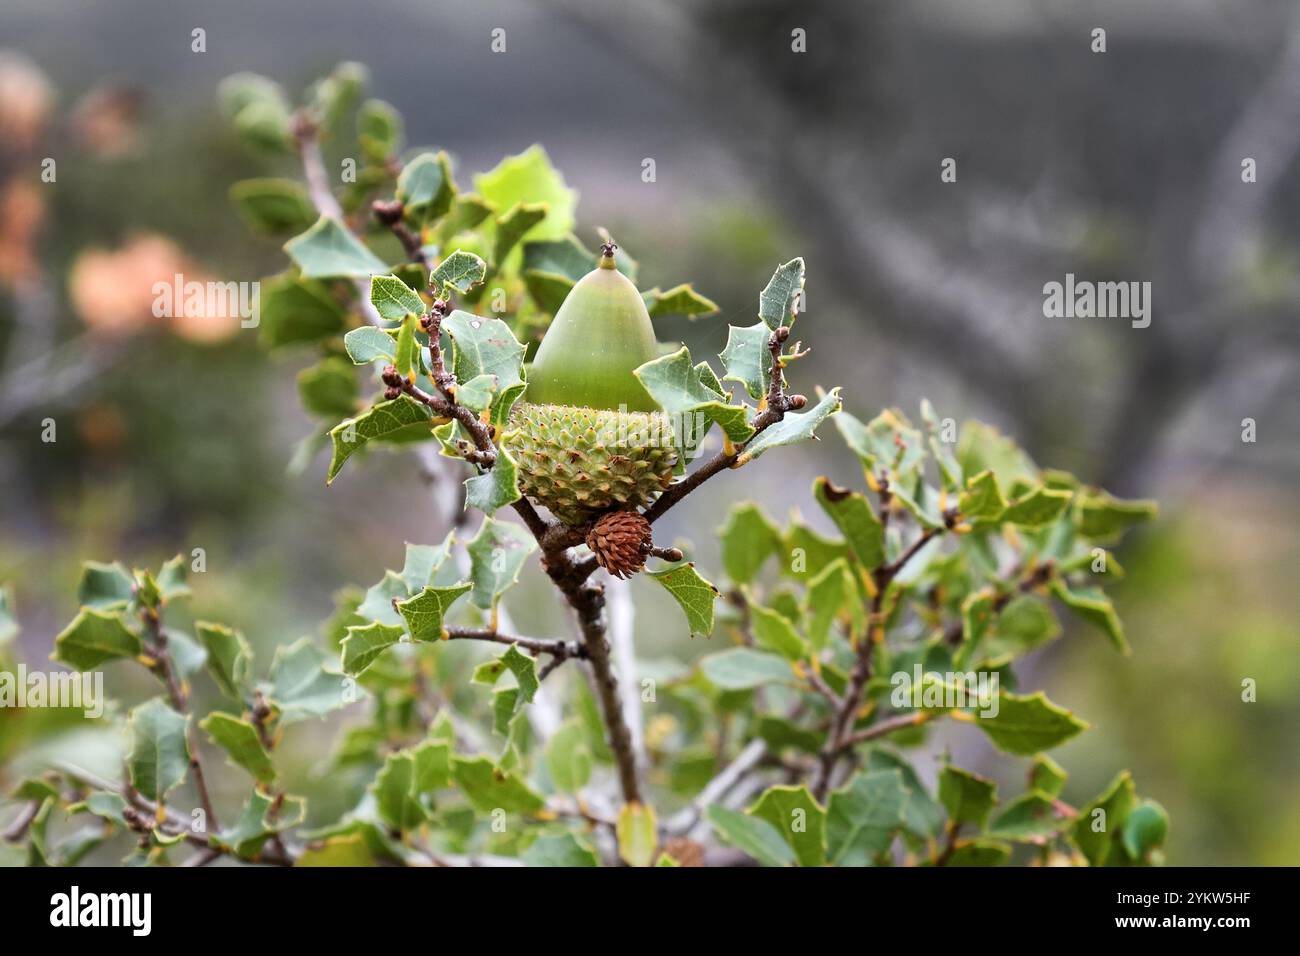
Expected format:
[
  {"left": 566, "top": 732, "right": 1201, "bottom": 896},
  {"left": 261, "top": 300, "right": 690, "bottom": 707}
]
[{"left": 501, "top": 242, "right": 678, "bottom": 527}]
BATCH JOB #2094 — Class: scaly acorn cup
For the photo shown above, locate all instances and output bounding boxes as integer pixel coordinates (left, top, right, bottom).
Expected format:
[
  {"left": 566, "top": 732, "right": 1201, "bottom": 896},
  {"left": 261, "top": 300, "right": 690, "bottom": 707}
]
[{"left": 502, "top": 242, "right": 678, "bottom": 526}]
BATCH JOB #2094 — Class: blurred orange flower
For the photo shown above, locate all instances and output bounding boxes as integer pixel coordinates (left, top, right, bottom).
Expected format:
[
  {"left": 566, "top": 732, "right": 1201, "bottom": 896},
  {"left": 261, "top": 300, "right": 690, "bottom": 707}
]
[{"left": 68, "top": 234, "right": 239, "bottom": 343}]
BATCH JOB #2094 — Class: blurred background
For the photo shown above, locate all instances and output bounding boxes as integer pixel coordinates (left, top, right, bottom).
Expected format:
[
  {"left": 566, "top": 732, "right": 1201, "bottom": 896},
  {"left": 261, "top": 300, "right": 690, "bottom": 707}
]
[{"left": 1, "top": 0, "right": 1297, "bottom": 864}]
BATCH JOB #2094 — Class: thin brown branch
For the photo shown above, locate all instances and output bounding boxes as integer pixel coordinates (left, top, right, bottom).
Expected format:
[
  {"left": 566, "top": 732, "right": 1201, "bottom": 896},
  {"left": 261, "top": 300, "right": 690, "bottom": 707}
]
[
  {"left": 812, "top": 505, "right": 953, "bottom": 801},
  {"left": 645, "top": 326, "right": 805, "bottom": 525},
  {"left": 2, "top": 800, "right": 41, "bottom": 843},
  {"left": 934, "top": 822, "right": 961, "bottom": 867},
  {"left": 140, "top": 606, "right": 220, "bottom": 833},
  {"left": 371, "top": 199, "right": 427, "bottom": 266},
  {"left": 55, "top": 764, "right": 294, "bottom": 867},
  {"left": 836, "top": 712, "right": 929, "bottom": 752},
  {"left": 444, "top": 626, "right": 585, "bottom": 662},
  {"left": 802, "top": 666, "right": 844, "bottom": 710}
]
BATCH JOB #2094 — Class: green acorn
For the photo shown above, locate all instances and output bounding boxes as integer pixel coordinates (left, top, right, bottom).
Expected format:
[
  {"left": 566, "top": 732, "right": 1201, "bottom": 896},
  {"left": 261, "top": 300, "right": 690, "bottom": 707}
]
[{"left": 502, "top": 242, "right": 677, "bottom": 526}]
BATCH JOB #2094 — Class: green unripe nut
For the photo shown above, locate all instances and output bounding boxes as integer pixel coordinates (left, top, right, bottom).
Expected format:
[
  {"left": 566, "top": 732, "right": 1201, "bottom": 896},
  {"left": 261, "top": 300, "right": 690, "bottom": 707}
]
[{"left": 524, "top": 250, "right": 660, "bottom": 412}]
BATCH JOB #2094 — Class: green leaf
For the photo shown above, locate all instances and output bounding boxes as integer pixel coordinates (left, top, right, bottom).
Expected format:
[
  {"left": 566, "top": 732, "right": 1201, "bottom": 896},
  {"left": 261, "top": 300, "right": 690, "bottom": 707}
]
[
  {"left": 634, "top": 346, "right": 755, "bottom": 458},
  {"left": 396, "top": 151, "right": 454, "bottom": 224},
  {"left": 833, "top": 408, "right": 927, "bottom": 480},
  {"left": 958, "top": 420, "right": 1039, "bottom": 489},
  {"left": 343, "top": 326, "right": 398, "bottom": 364},
  {"left": 975, "top": 691, "right": 1089, "bottom": 755},
  {"left": 231, "top": 98, "right": 293, "bottom": 152},
  {"left": 643, "top": 284, "right": 720, "bottom": 320},
  {"left": 285, "top": 216, "right": 387, "bottom": 279},
  {"left": 327, "top": 396, "right": 435, "bottom": 483},
  {"left": 521, "top": 235, "right": 593, "bottom": 282},
  {"left": 987, "top": 792, "right": 1070, "bottom": 842},
  {"left": 867, "top": 749, "right": 945, "bottom": 842},
  {"left": 443, "top": 310, "right": 526, "bottom": 399},
  {"left": 719, "top": 322, "right": 771, "bottom": 401},
  {"left": 757, "top": 258, "right": 805, "bottom": 329},
  {"left": 523, "top": 270, "right": 575, "bottom": 313},
  {"left": 265, "top": 638, "right": 354, "bottom": 723},
  {"left": 813, "top": 476, "right": 885, "bottom": 568},
  {"left": 12, "top": 777, "right": 59, "bottom": 803},
  {"left": 545, "top": 721, "right": 593, "bottom": 794},
  {"left": 747, "top": 785, "right": 826, "bottom": 867},
  {"left": 959, "top": 589, "right": 998, "bottom": 656},
  {"left": 978, "top": 596, "right": 1061, "bottom": 665},
  {"left": 492, "top": 687, "right": 522, "bottom": 737},
  {"left": 1030, "top": 754, "right": 1068, "bottom": 797},
  {"left": 920, "top": 398, "right": 963, "bottom": 489},
  {"left": 167, "top": 628, "right": 210, "bottom": 677},
  {"left": 399, "top": 536, "right": 455, "bottom": 592},
  {"left": 1000, "top": 486, "right": 1073, "bottom": 527},
  {"left": 957, "top": 470, "right": 1006, "bottom": 520},
  {"left": 297, "top": 357, "right": 360, "bottom": 418},
  {"left": 1076, "top": 491, "right": 1157, "bottom": 542},
  {"left": 1072, "top": 771, "right": 1138, "bottom": 866},
  {"left": 616, "top": 802, "right": 659, "bottom": 867},
  {"left": 340, "top": 621, "right": 406, "bottom": 677},
  {"left": 200, "top": 712, "right": 275, "bottom": 784},
  {"left": 295, "top": 833, "right": 377, "bottom": 867},
  {"left": 1121, "top": 799, "right": 1168, "bottom": 861},
  {"left": 748, "top": 600, "right": 807, "bottom": 661},
  {"left": 647, "top": 563, "right": 719, "bottom": 637},
  {"left": 472, "top": 643, "right": 540, "bottom": 706},
  {"left": 52, "top": 608, "right": 140, "bottom": 670},
  {"left": 76, "top": 561, "right": 135, "bottom": 610},
  {"left": 155, "top": 559, "right": 187, "bottom": 604},
  {"left": 826, "top": 769, "right": 909, "bottom": 866},
  {"left": 430, "top": 250, "right": 488, "bottom": 294},
  {"left": 945, "top": 838, "right": 1012, "bottom": 866},
  {"left": 438, "top": 193, "right": 494, "bottom": 242},
  {"left": 706, "top": 805, "right": 796, "bottom": 867},
  {"left": 523, "top": 832, "right": 599, "bottom": 867},
  {"left": 466, "top": 516, "right": 537, "bottom": 610},
  {"left": 493, "top": 203, "right": 548, "bottom": 264},
  {"left": 373, "top": 740, "right": 450, "bottom": 832},
  {"left": 474, "top": 145, "right": 576, "bottom": 241},
  {"left": 132, "top": 568, "right": 161, "bottom": 610},
  {"left": 310, "top": 61, "right": 367, "bottom": 133},
  {"left": 127, "top": 699, "right": 190, "bottom": 805},
  {"left": 75, "top": 791, "right": 130, "bottom": 827},
  {"left": 259, "top": 276, "right": 347, "bottom": 348},
  {"left": 464, "top": 445, "right": 522, "bottom": 515},
  {"left": 756, "top": 715, "right": 822, "bottom": 754},
  {"left": 394, "top": 583, "right": 472, "bottom": 643},
  {"left": 718, "top": 502, "right": 782, "bottom": 585},
  {"left": 804, "top": 558, "right": 860, "bottom": 650},
  {"left": 699, "top": 647, "right": 794, "bottom": 690},
  {"left": 195, "top": 622, "right": 252, "bottom": 700},
  {"left": 450, "top": 755, "right": 545, "bottom": 815},
  {"left": 1050, "top": 580, "right": 1129, "bottom": 654},
  {"left": 357, "top": 98, "right": 403, "bottom": 162},
  {"left": 218, "top": 72, "right": 289, "bottom": 122},
  {"left": 216, "top": 788, "right": 307, "bottom": 859},
  {"left": 938, "top": 765, "right": 997, "bottom": 828},
  {"left": 357, "top": 570, "right": 413, "bottom": 626},
  {"left": 394, "top": 314, "right": 419, "bottom": 377},
  {"left": 229, "top": 178, "right": 315, "bottom": 235},
  {"left": 737, "top": 388, "right": 843, "bottom": 464},
  {"left": 369, "top": 274, "right": 425, "bottom": 322}
]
